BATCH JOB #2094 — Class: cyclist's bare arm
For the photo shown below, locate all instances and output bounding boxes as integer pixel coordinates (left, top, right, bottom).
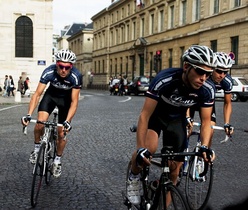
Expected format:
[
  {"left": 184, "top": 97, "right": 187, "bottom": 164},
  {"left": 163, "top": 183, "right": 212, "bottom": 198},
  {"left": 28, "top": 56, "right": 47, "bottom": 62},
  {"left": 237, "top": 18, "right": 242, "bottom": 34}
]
[
  {"left": 199, "top": 106, "right": 216, "bottom": 162},
  {"left": 136, "top": 97, "right": 157, "bottom": 149},
  {"left": 223, "top": 93, "right": 234, "bottom": 135},
  {"left": 65, "top": 88, "right": 80, "bottom": 123},
  {"left": 22, "top": 83, "right": 47, "bottom": 126}
]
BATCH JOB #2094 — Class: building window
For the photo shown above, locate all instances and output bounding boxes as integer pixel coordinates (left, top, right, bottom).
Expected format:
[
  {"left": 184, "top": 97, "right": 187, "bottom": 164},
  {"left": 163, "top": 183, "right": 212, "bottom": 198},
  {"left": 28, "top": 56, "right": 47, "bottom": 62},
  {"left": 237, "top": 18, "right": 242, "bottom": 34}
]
[
  {"left": 132, "top": 21, "right": 136, "bottom": 40},
  {"left": 180, "top": 1, "right": 187, "bottom": 25},
  {"left": 194, "top": 0, "right": 201, "bottom": 21},
  {"left": 116, "top": 29, "right": 118, "bottom": 45},
  {"left": 169, "top": 48, "right": 173, "bottom": 68},
  {"left": 102, "top": 60, "right": 105, "bottom": 73},
  {"left": 126, "top": 24, "right": 130, "bottom": 41},
  {"left": 231, "top": 36, "right": 239, "bottom": 64},
  {"left": 121, "top": 7, "right": 124, "bottom": 18},
  {"left": 169, "top": 5, "right": 174, "bottom": 28},
  {"left": 110, "top": 31, "right": 113, "bottom": 46},
  {"left": 127, "top": 4, "right": 130, "bottom": 16},
  {"left": 210, "top": 40, "right": 217, "bottom": 52},
  {"left": 180, "top": 46, "right": 185, "bottom": 67},
  {"left": 15, "top": 16, "right": 33, "bottom": 57},
  {"left": 141, "top": 17, "right": 145, "bottom": 37},
  {"left": 116, "top": 11, "right": 119, "bottom": 22},
  {"left": 214, "top": 0, "right": 219, "bottom": 14},
  {"left": 234, "top": 0, "right": 241, "bottom": 7},
  {"left": 150, "top": 14, "right": 154, "bottom": 35},
  {"left": 98, "top": 61, "right": 101, "bottom": 73},
  {"left": 120, "top": 57, "right": 123, "bottom": 75},
  {"left": 158, "top": 10, "right": 164, "bottom": 32}
]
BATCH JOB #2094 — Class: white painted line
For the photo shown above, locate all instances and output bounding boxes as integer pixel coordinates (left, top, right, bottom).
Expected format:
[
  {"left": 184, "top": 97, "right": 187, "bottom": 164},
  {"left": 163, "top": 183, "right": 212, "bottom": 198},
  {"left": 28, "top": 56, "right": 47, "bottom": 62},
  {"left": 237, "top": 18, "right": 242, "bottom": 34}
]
[
  {"left": 0, "top": 104, "right": 22, "bottom": 112},
  {"left": 119, "top": 97, "right": 132, "bottom": 102}
]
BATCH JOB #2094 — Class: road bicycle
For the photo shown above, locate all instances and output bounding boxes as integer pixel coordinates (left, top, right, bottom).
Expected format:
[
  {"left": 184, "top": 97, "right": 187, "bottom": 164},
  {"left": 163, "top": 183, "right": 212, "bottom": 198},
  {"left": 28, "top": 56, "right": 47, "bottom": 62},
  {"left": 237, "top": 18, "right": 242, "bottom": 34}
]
[
  {"left": 23, "top": 108, "right": 64, "bottom": 207},
  {"left": 124, "top": 145, "right": 212, "bottom": 210},
  {"left": 178, "top": 122, "right": 231, "bottom": 210}
]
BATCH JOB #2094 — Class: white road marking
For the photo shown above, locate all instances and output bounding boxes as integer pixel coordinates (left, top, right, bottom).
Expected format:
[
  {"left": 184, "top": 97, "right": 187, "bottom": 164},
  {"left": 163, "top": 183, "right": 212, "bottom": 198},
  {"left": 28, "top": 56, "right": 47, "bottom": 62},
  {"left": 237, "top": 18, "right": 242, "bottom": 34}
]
[
  {"left": 0, "top": 104, "right": 22, "bottom": 112},
  {"left": 119, "top": 97, "right": 132, "bottom": 102}
]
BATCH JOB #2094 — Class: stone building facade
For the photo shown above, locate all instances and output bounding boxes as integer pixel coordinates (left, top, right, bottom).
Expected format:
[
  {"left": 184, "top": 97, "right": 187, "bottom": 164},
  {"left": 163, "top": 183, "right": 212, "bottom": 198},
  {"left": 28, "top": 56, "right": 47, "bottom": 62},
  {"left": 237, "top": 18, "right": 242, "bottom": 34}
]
[
  {"left": 0, "top": 0, "right": 53, "bottom": 91},
  {"left": 91, "top": 0, "right": 248, "bottom": 88},
  {"left": 67, "top": 29, "right": 93, "bottom": 88}
]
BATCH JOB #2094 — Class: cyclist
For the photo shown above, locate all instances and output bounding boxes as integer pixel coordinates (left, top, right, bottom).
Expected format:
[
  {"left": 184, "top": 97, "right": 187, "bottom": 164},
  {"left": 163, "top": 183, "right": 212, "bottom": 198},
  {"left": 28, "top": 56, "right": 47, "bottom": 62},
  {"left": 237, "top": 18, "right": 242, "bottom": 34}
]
[
  {"left": 21, "top": 49, "right": 82, "bottom": 178},
  {"left": 126, "top": 45, "right": 217, "bottom": 205},
  {"left": 188, "top": 52, "right": 234, "bottom": 138}
]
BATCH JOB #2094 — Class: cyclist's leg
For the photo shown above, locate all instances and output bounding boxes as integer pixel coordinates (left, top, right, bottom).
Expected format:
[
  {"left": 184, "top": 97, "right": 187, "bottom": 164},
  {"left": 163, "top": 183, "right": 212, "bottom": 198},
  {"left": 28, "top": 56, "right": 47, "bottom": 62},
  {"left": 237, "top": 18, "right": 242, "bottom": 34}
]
[
  {"left": 163, "top": 118, "right": 186, "bottom": 185},
  {"left": 127, "top": 117, "right": 161, "bottom": 205},
  {"left": 56, "top": 99, "right": 70, "bottom": 156},
  {"left": 29, "top": 94, "right": 55, "bottom": 163},
  {"left": 209, "top": 104, "right": 216, "bottom": 147},
  {"left": 36, "top": 93, "right": 56, "bottom": 143}
]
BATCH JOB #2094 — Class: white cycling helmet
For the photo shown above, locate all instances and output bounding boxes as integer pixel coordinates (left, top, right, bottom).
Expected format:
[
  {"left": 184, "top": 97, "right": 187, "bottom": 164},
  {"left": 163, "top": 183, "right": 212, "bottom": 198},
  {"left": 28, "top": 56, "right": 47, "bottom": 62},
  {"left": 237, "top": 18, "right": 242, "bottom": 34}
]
[
  {"left": 55, "top": 49, "right": 76, "bottom": 64},
  {"left": 215, "top": 52, "right": 233, "bottom": 70},
  {"left": 182, "top": 45, "right": 217, "bottom": 69}
]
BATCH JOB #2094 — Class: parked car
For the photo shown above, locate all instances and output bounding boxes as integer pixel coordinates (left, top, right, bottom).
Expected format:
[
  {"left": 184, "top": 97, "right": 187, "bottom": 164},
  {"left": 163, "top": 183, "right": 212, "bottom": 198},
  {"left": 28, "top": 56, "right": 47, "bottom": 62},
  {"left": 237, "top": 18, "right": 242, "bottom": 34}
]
[
  {"left": 215, "top": 76, "right": 248, "bottom": 102},
  {"left": 127, "top": 76, "right": 150, "bottom": 95}
]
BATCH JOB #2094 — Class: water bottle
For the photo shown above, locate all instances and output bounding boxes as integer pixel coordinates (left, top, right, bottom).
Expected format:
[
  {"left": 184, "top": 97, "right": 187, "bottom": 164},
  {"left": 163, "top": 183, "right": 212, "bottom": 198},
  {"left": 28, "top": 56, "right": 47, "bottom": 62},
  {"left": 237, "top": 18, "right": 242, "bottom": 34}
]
[{"left": 183, "top": 156, "right": 189, "bottom": 175}]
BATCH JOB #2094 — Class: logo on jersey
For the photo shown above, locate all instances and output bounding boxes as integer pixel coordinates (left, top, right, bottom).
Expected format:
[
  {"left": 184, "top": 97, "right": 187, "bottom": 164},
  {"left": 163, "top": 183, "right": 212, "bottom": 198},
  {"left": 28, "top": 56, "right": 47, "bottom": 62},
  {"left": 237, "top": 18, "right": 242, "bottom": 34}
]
[{"left": 161, "top": 95, "right": 196, "bottom": 107}]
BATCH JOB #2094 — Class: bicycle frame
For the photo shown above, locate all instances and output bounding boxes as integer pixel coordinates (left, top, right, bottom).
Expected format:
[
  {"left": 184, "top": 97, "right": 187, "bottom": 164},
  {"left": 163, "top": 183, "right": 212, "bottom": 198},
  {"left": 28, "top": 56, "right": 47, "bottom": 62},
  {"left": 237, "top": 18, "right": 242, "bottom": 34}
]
[
  {"left": 140, "top": 147, "right": 203, "bottom": 210},
  {"left": 24, "top": 108, "right": 64, "bottom": 207}
]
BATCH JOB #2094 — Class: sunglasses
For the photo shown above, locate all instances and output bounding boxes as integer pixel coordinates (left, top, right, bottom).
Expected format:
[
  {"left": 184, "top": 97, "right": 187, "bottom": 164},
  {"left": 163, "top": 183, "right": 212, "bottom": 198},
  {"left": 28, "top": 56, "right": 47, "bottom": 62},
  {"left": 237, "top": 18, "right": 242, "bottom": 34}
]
[
  {"left": 190, "top": 64, "right": 212, "bottom": 77},
  {"left": 215, "top": 69, "right": 228, "bottom": 75},
  {"left": 58, "top": 63, "right": 71, "bottom": 70}
]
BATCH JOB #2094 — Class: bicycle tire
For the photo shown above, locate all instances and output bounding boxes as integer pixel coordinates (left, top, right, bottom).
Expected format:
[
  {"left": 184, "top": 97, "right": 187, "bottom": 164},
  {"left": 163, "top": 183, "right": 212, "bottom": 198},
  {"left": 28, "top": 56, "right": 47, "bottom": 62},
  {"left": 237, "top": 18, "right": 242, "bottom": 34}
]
[
  {"left": 156, "top": 184, "right": 188, "bottom": 210},
  {"left": 185, "top": 156, "right": 213, "bottom": 210},
  {"left": 31, "top": 142, "right": 46, "bottom": 207},
  {"left": 45, "top": 129, "right": 56, "bottom": 185}
]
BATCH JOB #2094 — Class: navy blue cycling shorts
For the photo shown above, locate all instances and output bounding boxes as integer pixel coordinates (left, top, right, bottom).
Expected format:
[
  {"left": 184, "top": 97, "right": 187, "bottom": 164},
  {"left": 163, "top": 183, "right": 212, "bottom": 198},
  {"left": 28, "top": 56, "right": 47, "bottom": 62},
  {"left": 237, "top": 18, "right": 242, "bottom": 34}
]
[
  {"left": 148, "top": 116, "right": 187, "bottom": 161},
  {"left": 38, "top": 92, "right": 71, "bottom": 123}
]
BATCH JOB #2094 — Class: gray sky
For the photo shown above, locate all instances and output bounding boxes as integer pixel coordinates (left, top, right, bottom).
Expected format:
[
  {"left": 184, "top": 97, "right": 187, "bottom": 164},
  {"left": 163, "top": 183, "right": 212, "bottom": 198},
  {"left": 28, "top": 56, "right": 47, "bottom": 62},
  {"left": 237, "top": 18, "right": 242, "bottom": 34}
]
[{"left": 53, "top": 0, "right": 111, "bottom": 34}]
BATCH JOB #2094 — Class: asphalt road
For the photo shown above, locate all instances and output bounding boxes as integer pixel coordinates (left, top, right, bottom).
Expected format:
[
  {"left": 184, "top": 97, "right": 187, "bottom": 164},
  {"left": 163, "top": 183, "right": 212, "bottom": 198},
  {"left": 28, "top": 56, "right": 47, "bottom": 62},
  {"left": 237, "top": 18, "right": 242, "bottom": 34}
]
[{"left": 0, "top": 89, "right": 247, "bottom": 209}]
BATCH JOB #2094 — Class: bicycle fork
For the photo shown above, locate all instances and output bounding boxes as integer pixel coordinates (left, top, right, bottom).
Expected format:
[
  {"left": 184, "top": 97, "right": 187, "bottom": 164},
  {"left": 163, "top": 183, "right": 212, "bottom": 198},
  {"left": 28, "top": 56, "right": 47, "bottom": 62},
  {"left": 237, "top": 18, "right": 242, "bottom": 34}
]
[{"left": 32, "top": 141, "right": 49, "bottom": 177}]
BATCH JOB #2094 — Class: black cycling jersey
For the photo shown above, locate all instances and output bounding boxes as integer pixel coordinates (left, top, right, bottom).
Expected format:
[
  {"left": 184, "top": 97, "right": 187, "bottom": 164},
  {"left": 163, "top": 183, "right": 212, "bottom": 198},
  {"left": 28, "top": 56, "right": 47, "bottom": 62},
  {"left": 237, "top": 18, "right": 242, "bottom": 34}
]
[
  {"left": 190, "top": 73, "right": 233, "bottom": 122},
  {"left": 209, "top": 73, "right": 233, "bottom": 94},
  {"left": 147, "top": 68, "right": 215, "bottom": 121},
  {"left": 40, "top": 64, "right": 82, "bottom": 97},
  {"left": 38, "top": 64, "right": 82, "bottom": 123},
  {"left": 146, "top": 68, "right": 215, "bottom": 156}
]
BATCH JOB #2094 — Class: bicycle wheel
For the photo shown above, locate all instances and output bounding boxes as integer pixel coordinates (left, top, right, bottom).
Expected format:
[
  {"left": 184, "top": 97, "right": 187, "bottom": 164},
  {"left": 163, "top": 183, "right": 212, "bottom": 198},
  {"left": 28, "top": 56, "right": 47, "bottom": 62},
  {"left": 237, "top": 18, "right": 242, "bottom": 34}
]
[
  {"left": 31, "top": 143, "right": 46, "bottom": 207},
  {"left": 158, "top": 184, "right": 188, "bottom": 210},
  {"left": 185, "top": 156, "right": 213, "bottom": 210},
  {"left": 45, "top": 130, "right": 56, "bottom": 184}
]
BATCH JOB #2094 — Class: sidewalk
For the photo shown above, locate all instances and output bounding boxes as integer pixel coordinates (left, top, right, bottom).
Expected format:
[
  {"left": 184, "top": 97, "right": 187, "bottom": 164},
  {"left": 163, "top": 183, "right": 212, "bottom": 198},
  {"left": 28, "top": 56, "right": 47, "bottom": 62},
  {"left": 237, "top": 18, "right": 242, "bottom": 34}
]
[{"left": 0, "top": 95, "right": 31, "bottom": 105}]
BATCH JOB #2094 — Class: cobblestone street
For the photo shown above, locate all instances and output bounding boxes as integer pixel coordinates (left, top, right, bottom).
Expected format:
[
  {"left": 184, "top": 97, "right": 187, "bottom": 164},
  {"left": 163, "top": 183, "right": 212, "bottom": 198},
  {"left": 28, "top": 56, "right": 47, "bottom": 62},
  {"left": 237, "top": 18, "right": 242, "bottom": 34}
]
[{"left": 0, "top": 90, "right": 247, "bottom": 209}]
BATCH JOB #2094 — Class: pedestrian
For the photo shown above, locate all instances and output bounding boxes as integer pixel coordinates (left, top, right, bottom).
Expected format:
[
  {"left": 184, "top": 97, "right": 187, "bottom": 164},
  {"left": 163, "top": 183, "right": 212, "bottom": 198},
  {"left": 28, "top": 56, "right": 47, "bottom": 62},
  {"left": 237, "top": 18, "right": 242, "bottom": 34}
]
[
  {"left": 18, "top": 76, "right": 24, "bottom": 95},
  {"left": 118, "top": 74, "right": 124, "bottom": 96},
  {"left": 21, "top": 49, "right": 82, "bottom": 178},
  {"left": 3, "top": 75, "right": 8, "bottom": 97},
  {"left": 126, "top": 45, "right": 217, "bottom": 205},
  {"left": 24, "top": 77, "right": 30, "bottom": 97},
  {"left": 8, "top": 75, "right": 15, "bottom": 97}
]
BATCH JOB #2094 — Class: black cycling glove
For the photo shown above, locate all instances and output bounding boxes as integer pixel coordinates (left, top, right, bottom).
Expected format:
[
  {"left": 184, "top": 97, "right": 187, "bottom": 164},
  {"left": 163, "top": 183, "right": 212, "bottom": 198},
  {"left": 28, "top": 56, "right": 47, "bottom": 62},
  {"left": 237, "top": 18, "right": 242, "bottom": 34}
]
[
  {"left": 200, "top": 145, "right": 215, "bottom": 161},
  {"left": 224, "top": 123, "right": 234, "bottom": 136},
  {"left": 22, "top": 114, "right": 31, "bottom": 124},
  {"left": 136, "top": 148, "right": 151, "bottom": 166},
  {"left": 63, "top": 120, "right": 72, "bottom": 131}
]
